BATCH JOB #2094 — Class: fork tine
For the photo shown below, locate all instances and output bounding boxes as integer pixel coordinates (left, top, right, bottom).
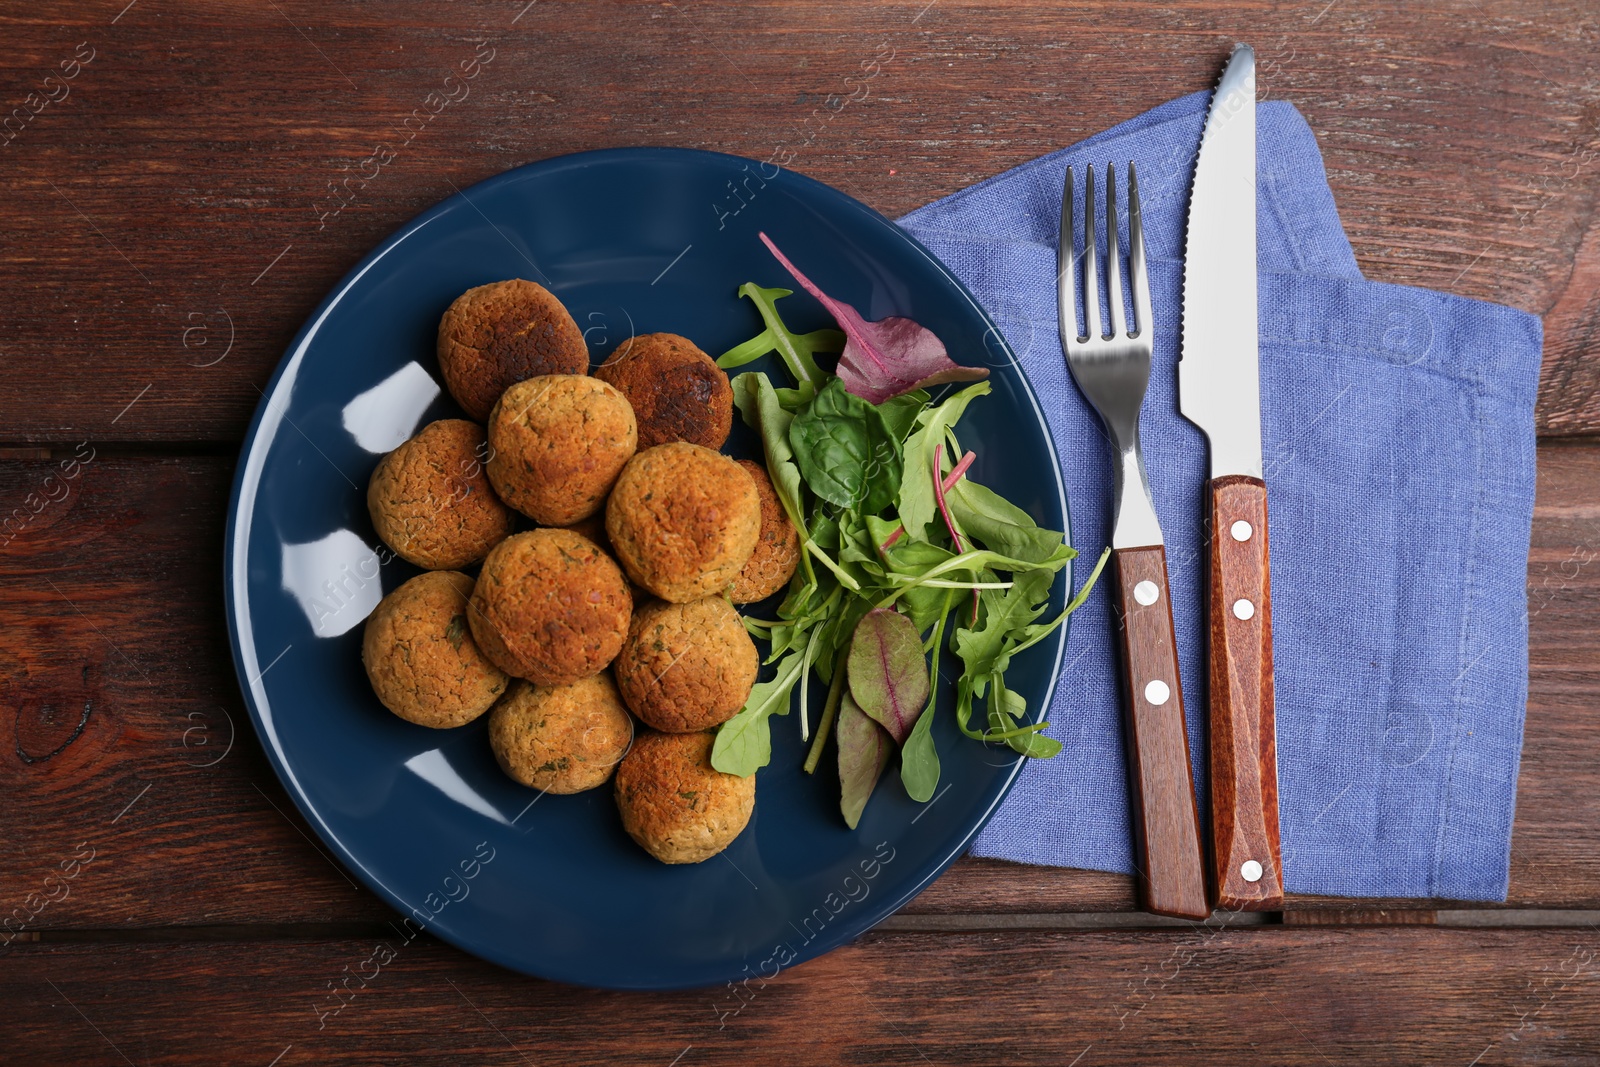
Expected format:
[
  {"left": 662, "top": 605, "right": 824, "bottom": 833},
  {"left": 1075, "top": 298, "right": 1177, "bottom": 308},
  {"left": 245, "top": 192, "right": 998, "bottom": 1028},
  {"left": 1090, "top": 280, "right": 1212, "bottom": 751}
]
[
  {"left": 1105, "top": 162, "right": 1127, "bottom": 338},
  {"left": 1127, "top": 161, "right": 1153, "bottom": 339},
  {"left": 1083, "top": 164, "right": 1103, "bottom": 341},
  {"left": 1057, "top": 166, "right": 1081, "bottom": 344}
]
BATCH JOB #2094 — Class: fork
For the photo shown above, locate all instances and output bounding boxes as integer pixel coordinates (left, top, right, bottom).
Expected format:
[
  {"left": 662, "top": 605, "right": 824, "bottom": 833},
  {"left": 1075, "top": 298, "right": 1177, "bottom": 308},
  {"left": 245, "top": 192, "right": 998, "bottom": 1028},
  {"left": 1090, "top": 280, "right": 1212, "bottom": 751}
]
[{"left": 1058, "top": 163, "right": 1208, "bottom": 921}]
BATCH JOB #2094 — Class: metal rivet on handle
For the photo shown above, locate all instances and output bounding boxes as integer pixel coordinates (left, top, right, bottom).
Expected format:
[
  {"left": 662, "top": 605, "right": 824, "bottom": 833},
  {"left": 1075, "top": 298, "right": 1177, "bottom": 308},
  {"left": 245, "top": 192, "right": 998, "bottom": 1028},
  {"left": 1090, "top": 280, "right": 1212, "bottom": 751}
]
[
  {"left": 1233, "top": 598, "right": 1255, "bottom": 620},
  {"left": 1241, "top": 860, "right": 1263, "bottom": 883},
  {"left": 1133, "top": 580, "right": 1159, "bottom": 606},
  {"left": 1230, "top": 520, "right": 1253, "bottom": 542},
  {"left": 1144, "top": 680, "right": 1170, "bottom": 706}
]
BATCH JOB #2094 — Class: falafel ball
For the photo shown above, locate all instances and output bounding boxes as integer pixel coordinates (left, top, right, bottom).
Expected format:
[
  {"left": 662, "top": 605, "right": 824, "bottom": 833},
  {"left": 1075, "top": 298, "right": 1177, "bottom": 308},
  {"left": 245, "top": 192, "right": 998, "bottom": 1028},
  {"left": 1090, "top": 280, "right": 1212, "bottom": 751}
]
[
  {"left": 366, "top": 419, "right": 515, "bottom": 570},
  {"left": 614, "top": 597, "right": 758, "bottom": 733},
  {"left": 593, "top": 332, "right": 733, "bottom": 450},
  {"left": 488, "top": 674, "right": 634, "bottom": 794},
  {"left": 486, "top": 375, "right": 638, "bottom": 526},
  {"left": 614, "top": 730, "right": 755, "bottom": 864},
  {"left": 468, "top": 528, "right": 632, "bottom": 686},
  {"left": 436, "top": 279, "right": 590, "bottom": 421},
  {"left": 362, "top": 571, "right": 509, "bottom": 728},
  {"left": 730, "top": 459, "right": 801, "bottom": 603},
  {"left": 605, "top": 442, "right": 761, "bottom": 602}
]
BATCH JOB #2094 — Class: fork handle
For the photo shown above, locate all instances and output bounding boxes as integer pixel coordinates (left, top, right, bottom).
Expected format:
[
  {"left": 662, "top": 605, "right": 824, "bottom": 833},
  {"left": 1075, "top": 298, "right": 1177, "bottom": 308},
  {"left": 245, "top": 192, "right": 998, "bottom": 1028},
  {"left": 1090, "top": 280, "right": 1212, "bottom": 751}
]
[
  {"left": 1205, "top": 476, "right": 1285, "bottom": 910},
  {"left": 1113, "top": 545, "right": 1209, "bottom": 921}
]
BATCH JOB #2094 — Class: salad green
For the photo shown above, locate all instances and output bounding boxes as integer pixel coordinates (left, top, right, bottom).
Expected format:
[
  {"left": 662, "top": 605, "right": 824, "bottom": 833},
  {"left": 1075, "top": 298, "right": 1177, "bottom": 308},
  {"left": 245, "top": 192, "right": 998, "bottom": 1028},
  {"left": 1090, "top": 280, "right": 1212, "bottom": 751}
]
[{"left": 709, "top": 237, "right": 1109, "bottom": 829}]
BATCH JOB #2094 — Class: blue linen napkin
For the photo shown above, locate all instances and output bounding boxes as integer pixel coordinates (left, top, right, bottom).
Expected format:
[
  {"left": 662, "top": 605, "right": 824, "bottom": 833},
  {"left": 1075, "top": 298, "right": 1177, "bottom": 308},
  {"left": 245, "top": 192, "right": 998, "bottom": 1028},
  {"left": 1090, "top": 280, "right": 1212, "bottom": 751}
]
[{"left": 899, "top": 91, "right": 1541, "bottom": 901}]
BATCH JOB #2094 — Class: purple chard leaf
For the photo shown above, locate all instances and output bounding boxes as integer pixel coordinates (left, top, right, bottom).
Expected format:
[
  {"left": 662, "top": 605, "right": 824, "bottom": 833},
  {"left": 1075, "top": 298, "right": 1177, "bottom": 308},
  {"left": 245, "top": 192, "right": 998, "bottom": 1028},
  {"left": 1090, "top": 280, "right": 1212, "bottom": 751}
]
[
  {"left": 847, "top": 607, "right": 931, "bottom": 745},
  {"left": 837, "top": 690, "right": 894, "bottom": 830},
  {"left": 758, "top": 232, "right": 989, "bottom": 404}
]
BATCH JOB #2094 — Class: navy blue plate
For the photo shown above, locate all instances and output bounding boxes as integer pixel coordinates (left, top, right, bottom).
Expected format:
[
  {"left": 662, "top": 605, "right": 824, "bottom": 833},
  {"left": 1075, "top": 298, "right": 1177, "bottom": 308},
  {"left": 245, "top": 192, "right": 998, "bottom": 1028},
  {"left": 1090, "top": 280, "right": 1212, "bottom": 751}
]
[{"left": 224, "top": 148, "right": 1070, "bottom": 991}]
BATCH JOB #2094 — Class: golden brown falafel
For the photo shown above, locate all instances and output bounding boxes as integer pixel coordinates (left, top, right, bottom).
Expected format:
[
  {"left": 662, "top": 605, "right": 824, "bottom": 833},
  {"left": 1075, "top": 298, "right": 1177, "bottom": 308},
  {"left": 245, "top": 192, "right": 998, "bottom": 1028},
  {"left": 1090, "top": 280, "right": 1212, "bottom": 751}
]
[
  {"left": 604, "top": 442, "right": 761, "bottom": 602},
  {"left": 614, "top": 730, "right": 755, "bottom": 864},
  {"left": 468, "top": 529, "right": 632, "bottom": 686},
  {"left": 593, "top": 332, "right": 733, "bottom": 450},
  {"left": 485, "top": 375, "right": 638, "bottom": 526},
  {"left": 437, "top": 279, "right": 590, "bottom": 421},
  {"left": 613, "top": 597, "right": 758, "bottom": 733},
  {"left": 488, "top": 674, "right": 634, "bottom": 794},
  {"left": 366, "top": 419, "right": 515, "bottom": 570},
  {"left": 362, "top": 571, "right": 509, "bottom": 728},
  {"left": 730, "top": 459, "right": 801, "bottom": 603}
]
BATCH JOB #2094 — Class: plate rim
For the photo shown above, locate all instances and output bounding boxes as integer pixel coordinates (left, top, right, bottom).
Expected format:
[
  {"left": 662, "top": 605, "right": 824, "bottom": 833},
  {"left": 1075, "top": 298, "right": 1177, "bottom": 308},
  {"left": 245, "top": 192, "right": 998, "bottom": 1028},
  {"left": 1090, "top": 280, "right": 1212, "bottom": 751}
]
[{"left": 222, "top": 145, "right": 1074, "bottom": 989}]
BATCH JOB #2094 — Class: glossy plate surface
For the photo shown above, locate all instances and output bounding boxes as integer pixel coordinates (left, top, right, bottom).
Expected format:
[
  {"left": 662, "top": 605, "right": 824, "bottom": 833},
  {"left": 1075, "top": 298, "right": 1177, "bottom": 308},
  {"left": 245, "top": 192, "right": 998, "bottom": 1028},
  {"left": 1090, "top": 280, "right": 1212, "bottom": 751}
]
[{"left": 224, "top": 148, "right": 1070, "bottom": 990}]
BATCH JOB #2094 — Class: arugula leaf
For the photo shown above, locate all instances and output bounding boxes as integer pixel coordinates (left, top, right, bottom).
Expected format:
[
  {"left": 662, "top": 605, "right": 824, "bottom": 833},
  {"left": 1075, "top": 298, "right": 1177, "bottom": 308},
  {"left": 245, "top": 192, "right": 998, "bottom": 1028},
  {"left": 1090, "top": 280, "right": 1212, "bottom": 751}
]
[
  {"left": 717, "top": 284, "right": 843, "bottom": 386},
  {"left": 712, "top": 648, "right": 808, "bottom": 776},
  {"left": 954, "top": 578, "right": 1053, "bottom": 688},
  {"left": 989, "top": 677, "right": 1062, "bottom": 758},
  {"left": 837, "top": 691, "right": 894, "bottom": 829},
  {"left": 788, "top": 378, "right": 903, "bottom": 515},
  {"left": 897, "top": 382, "right": 990, "bottom": 543},
  {"left": 948, "top": 479, "right": 1072, "bottom": 566}
]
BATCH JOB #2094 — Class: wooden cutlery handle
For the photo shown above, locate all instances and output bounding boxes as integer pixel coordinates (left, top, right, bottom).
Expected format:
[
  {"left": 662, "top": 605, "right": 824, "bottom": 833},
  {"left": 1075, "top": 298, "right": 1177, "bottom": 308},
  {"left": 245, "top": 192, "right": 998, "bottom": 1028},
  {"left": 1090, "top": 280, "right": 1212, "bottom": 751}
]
[
  {"left": 1113, "top": 545, "right": 1209, "bottom": 921},
  {"left": 1206, "top": 475, "right": 1285, "bottom": 910}
]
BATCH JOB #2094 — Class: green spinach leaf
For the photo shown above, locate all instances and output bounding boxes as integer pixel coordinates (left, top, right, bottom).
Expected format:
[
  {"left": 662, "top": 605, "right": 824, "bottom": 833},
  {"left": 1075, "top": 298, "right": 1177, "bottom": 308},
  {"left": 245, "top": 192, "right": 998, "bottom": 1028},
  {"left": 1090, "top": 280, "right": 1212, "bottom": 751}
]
[{"left": 788, "top": 378, "right": 902, "bottom": 516}]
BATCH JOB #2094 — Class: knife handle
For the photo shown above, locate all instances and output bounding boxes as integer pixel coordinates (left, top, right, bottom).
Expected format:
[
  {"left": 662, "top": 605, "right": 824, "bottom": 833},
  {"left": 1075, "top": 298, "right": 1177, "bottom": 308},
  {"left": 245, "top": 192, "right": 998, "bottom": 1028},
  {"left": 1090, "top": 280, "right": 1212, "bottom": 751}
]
[
  {"left": 1112, "top": 545, "right": 1209, "bottom": 921},
  {"left": 1205, "top": 475, "right": 1285, "bottom": 910}
]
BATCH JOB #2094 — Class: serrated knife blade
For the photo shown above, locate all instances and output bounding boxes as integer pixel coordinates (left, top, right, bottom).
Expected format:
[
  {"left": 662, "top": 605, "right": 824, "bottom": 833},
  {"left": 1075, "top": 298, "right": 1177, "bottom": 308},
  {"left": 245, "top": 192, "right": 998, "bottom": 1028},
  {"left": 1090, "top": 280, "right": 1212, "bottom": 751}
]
[
  {"left": 1179, "top": 43, "right": 1286, "bottom": 913},
  {"left": 1180, "top": 43, "right": 1260, "bottom": 480}
]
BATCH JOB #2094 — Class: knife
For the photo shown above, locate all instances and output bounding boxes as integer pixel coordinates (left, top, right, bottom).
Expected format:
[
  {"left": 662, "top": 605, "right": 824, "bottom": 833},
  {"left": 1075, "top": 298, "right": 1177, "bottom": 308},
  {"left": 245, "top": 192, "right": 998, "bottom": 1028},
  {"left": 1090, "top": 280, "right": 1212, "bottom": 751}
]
[{"left": 1179, "top": 43, "right": 1286, "bottom": 911}]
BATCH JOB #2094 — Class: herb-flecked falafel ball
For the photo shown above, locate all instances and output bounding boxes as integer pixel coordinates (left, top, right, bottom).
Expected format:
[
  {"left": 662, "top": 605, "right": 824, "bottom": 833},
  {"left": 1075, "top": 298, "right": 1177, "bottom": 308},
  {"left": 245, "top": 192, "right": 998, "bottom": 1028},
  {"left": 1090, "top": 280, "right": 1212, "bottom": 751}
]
[
  {"left": 486, "top": 375, "right": 638, "bottom": 526},
  {"left": 468, "top": 528, "right": 632, "bottom": 686},
  {"left": 729, "top": 459, "right": 801, "bottom": 603},
  {"left": 366, "top": 419, "right": 514, "bottom": 570},
  {"left": 614, "top": 730, "right": 755, "bottom": 864},
  {"left": 362, "top": 571, "right": 509, "bottom": 728},
  {"left": 436, "top": 279, "right": 590, "bottom": 421},
  {"left": 488, "top": 674, "right": 634, "bottom": 794},
  {"left": 604, "top": 442, "right": 761, "bottom": 603},
  {"left": 613, "top": 597, "right": 758, "bottom": 733},
  {"left": 593, "top": 332, "right": 733, "bottom": 450}
]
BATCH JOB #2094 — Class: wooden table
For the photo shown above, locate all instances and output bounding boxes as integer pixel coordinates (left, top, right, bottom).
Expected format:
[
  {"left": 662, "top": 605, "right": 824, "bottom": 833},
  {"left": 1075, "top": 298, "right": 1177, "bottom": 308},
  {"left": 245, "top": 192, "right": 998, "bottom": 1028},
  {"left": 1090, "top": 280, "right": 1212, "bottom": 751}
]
[{"left": 3, "top": 1, "right": 1597, "bottom": 1062}]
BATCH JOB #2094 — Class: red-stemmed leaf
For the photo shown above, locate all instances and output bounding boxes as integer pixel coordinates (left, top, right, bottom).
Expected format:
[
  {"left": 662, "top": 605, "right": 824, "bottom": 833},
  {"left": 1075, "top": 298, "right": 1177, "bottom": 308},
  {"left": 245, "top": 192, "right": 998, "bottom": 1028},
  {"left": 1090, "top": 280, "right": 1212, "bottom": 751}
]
[
  {"left": 837, "top": 691, "right": 894, "bottom": 829},
  {"left": 759, "top": 232, "right": 989, "bottom": 404},
  {"left": 847, "top": 607, "right": 931, "bottom": 745}
]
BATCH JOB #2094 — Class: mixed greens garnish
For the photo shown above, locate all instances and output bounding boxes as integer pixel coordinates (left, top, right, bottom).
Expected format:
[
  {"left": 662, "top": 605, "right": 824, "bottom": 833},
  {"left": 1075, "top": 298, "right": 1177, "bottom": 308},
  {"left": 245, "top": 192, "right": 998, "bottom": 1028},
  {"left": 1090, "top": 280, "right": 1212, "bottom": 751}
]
[{"left": 711, "top": 235, "right": 1109, "bottom": 828}]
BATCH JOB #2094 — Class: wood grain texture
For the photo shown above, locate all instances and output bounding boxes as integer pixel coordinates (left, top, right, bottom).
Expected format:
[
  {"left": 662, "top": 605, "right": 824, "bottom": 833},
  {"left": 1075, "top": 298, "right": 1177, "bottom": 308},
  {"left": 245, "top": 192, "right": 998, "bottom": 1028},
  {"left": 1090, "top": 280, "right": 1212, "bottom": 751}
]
[
  {"left": 1205, "top": 475, "right": 1283, "bottom": 911},
  {"left": 0, "top": 0, "right": 1594, "bottom": 441},
  {"left": 1, "top": 2, "right": 1597, "bottom": 1058},
  {"left": 6, "top": 927, "right": 1600, "bottom": 1064},
  {"left": 1113, "top": 546, "right": 1208, "bottom": 920},
  {"left": 0, "top": 443, "right": 1597, "bottom": 929}
]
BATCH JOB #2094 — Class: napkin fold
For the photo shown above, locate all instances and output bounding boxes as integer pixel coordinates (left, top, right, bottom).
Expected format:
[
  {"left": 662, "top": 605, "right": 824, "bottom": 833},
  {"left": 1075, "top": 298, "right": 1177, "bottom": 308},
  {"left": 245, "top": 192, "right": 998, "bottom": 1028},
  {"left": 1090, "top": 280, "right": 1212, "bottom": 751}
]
[{"left": 899, "top": 91, "right": 1541, "bottom": 901}]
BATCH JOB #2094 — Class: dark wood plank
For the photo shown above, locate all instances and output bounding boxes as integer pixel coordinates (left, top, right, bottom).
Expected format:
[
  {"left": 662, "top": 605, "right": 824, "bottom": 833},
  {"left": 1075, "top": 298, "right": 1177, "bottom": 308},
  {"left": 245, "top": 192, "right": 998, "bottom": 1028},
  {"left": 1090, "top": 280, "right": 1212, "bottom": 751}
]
[
  {"left": 1511, "top": 440, "right": 1600, "bottom": 907},
  {"left": 0, "top": 453, "right": 389, "bottom": 928},
  {"left": 0, "top": 440, "right": 1595, "bottom": 926},
  {"left": 0, "top": 0, "right": 1594, "bottom": 441},
  {"left": 6, "top": 927, "right": 1600, "bottom": 1064}
]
